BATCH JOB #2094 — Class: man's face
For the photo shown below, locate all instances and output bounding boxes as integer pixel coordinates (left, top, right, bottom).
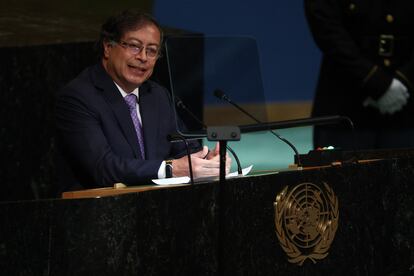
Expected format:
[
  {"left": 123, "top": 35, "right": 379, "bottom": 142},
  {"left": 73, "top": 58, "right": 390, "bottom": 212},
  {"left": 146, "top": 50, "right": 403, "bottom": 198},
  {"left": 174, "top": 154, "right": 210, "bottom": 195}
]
[{"left": 102, "top": 23, "right": 161, "bottom": 92}]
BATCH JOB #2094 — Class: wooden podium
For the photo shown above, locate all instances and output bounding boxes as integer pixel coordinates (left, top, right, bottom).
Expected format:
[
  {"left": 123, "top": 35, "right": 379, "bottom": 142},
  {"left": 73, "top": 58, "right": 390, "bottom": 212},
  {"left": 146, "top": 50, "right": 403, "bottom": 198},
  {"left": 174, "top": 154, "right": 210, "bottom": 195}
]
[{"left": 1, "top": 155, "right": 414, "bottom": 275}]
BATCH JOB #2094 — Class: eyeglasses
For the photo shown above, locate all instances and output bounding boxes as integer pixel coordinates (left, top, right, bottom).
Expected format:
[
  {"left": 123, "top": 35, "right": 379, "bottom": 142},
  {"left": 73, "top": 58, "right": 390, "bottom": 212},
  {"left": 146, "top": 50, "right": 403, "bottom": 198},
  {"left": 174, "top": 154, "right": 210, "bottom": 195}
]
[{"left": 112, "top": 40, "right": 160, "bottom": 59}]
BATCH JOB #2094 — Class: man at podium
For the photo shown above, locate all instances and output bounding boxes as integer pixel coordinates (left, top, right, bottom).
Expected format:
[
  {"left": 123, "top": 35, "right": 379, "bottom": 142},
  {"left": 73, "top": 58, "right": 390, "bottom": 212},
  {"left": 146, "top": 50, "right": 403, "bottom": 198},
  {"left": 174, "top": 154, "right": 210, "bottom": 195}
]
[{"left": 55, "top": 10, "right": 230, "bottom": 193}]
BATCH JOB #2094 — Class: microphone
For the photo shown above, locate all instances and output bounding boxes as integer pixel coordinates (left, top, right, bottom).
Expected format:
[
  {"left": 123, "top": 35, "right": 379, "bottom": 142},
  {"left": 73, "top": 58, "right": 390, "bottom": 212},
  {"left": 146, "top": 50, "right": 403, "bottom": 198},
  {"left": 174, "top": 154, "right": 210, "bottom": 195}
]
[
  {"left": 173, "top": 94, "right": 243, "bottom": 175},
  {"left": 214, "top": 89, "right": 303, "bottom": 167}
]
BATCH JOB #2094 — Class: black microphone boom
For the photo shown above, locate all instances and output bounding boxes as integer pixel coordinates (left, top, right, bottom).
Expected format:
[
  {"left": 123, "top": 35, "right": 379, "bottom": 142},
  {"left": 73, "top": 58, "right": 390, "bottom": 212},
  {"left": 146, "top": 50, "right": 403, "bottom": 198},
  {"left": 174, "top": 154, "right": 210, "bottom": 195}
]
[
  {"left": 213, "top": 89, "right": 303, "bottom": 167},
  {"left": 240, "top": 116, "right": 354, "bottom": 132}
]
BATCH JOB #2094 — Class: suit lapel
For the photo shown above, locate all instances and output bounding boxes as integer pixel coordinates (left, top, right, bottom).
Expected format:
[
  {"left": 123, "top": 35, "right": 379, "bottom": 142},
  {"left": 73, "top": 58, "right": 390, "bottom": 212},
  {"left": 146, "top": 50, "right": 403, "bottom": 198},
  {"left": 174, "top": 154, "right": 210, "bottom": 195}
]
[
  {"left": 140, "top": 82, "right": 159, "bottom": 160},
  {"left": 91, "top": 64, "right": 142, "bottom": 159}
]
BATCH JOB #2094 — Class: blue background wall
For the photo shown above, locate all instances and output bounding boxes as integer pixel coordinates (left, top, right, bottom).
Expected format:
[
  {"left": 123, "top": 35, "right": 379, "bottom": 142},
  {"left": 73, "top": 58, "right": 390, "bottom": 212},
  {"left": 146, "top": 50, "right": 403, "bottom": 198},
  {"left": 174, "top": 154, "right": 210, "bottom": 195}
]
[{"left": 153, "top": 0, "right": 322, "bottom": 102}]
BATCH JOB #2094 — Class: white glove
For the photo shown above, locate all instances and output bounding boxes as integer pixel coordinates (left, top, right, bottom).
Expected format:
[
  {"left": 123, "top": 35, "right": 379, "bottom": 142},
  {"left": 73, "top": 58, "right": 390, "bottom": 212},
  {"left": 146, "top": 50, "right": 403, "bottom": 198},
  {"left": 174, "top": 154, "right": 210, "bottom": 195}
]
[{"left": 363, "top": 78, "right": 409, "bottom": 114}]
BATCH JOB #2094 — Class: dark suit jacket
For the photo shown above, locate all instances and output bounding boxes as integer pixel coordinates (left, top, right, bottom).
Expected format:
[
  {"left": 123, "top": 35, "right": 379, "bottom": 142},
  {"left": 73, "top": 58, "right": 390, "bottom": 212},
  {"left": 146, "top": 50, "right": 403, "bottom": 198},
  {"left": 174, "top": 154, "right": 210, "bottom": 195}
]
[
  {"left": 55, "top": 63, "right": 193, "bottom": 193},
  {"left": 305, "top": 0, "right": 414, "bottom": 129}
]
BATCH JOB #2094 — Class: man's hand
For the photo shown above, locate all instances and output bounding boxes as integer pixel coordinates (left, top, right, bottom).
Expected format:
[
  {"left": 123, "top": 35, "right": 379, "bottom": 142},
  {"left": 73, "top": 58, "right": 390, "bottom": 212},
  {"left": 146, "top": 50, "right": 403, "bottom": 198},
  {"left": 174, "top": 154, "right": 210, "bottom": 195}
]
[
  {"left": 204, "top": 142, "right": 232, "bottom": 175},
  {"left": 363, "top": 78, "right": 409, "bottom": 114},
  {"left": 172, "top": 143, "right": 232, "bottom": 179}
]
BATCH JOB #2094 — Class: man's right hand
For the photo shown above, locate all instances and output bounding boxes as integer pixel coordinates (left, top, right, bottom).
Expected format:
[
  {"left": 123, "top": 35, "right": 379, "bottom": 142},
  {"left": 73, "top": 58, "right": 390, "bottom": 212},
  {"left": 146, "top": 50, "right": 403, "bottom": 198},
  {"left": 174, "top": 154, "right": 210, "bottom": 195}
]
[{"left": 172, "top": 145, "right": 231, "bottom": 179}]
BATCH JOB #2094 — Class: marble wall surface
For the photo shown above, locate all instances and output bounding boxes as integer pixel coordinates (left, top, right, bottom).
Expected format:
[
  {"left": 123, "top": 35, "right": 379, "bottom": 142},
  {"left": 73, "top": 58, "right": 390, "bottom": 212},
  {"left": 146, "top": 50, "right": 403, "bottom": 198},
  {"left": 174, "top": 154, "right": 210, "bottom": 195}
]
[
  {"left": 0, "top": 42, "right": 97, "bottom": 200},
  {"left": 0, "top": 1, "right": 152, "bottom": 47},
  {"left": 0, "top": 158, "right": 413, "bottom": 275}
]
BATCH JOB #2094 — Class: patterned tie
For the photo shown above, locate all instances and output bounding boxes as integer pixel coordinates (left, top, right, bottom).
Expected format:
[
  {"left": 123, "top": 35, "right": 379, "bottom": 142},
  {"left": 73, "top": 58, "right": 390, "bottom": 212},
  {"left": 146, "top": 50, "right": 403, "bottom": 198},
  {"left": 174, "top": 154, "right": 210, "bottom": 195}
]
[{"left": 124, "top": 94, "right": 145, "bottom": 159}]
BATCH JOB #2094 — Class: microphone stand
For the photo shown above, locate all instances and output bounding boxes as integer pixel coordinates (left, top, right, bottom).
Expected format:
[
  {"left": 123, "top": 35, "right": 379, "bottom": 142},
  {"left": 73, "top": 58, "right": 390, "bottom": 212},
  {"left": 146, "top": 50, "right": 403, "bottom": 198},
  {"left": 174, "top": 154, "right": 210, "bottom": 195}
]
[
  {"left": 214, "top": 89, "right": 303, "bottom": 167},
  {"left": 206, "top": 126, "right": 241, "bottom": 183},
  {"left": 172, "top": 134, "right": 195, "bottom": 186},
  {"left": 206, "top": 125, "right": 240, "bottom": 275},
  {"left": 175, "top": 96, "right": 243, "bottom": 175}
]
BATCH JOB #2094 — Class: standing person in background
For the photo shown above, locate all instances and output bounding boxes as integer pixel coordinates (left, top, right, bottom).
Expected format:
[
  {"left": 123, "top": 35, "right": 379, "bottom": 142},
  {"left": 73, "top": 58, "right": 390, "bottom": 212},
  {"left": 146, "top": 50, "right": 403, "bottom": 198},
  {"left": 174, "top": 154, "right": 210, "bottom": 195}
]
[
  {"left": 305, "top": 0, "right": 414, "bottom": 150},
  {"left": 55, "top": 10, "right": 230, "bottom": 193}
]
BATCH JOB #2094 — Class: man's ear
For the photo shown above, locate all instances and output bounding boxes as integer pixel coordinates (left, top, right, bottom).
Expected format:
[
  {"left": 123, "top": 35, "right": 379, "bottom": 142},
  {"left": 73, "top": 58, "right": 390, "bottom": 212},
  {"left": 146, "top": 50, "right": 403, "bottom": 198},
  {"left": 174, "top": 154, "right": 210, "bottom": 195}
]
[{"left": 103, "top": 41, "right": 112, "bottom": 59}]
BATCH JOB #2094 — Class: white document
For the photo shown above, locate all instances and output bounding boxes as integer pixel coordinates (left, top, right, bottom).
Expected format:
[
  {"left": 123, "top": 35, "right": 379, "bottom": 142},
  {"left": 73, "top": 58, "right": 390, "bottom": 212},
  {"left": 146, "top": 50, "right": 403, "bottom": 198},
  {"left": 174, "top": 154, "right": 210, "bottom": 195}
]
[
  {"left": 226, "top": 165, "right": 253, "bottom": 178},
  {"left": 152, "top": 176, "right": 191, "bottom": 185},
  {"left": 152, "top": 165, "right": 253, "bottom": 186}
]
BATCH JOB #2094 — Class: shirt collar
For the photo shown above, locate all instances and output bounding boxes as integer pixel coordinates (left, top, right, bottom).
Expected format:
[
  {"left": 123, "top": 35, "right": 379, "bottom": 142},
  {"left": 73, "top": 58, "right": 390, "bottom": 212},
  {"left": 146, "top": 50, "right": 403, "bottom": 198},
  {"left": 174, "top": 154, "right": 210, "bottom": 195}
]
[{"left": 114, "top": 82, "right": 140, "bottom": 102}]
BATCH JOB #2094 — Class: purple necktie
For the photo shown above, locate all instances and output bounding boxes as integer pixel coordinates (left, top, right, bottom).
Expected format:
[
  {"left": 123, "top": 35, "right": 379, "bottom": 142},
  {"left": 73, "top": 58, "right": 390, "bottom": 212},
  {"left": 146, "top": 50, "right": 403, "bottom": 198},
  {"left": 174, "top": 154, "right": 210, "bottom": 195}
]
[{"left": 124, "top": 94, "right": 145, "bottom": 159}]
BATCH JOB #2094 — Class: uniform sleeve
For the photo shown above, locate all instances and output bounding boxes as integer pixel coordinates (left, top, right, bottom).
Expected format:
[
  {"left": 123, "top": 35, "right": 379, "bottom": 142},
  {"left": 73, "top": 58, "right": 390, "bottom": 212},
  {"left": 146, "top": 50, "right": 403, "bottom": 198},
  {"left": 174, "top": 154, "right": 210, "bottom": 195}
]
[
  {"left": 304, "top": 0, "right": 393, "bottom": 98},
  {"left": 396, "top": 57, "right": 414, "bottom": 92}
]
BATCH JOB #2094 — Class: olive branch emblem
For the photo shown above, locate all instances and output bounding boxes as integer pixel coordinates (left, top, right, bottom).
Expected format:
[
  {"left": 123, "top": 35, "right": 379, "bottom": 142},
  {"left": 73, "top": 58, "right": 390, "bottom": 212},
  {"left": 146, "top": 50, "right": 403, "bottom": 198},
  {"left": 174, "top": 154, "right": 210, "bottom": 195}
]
[{"left": 274, "top": 182, "right": 339, "bottom": 266}]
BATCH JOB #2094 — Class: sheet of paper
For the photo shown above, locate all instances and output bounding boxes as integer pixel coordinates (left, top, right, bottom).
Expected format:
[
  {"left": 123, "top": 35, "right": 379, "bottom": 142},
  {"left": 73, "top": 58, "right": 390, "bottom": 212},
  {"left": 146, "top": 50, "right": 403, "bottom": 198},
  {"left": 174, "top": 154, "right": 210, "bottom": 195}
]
[
  {"left": 226, "top": 164, "right": 253, "bottom": 178},
  {"left": 152, "top": 176, "right": 190, "bottom": 185},
  {"left": 152, "top": 165, "right": 253, "bottom": 186}
]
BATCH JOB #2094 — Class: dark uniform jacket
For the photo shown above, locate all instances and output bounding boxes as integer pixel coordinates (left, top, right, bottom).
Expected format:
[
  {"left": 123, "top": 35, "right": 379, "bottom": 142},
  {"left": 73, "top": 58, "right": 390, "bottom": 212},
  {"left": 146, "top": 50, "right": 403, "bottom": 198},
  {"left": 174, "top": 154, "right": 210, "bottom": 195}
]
[{"left": 305, "top": 0, "right": 414, "bottom": 129}]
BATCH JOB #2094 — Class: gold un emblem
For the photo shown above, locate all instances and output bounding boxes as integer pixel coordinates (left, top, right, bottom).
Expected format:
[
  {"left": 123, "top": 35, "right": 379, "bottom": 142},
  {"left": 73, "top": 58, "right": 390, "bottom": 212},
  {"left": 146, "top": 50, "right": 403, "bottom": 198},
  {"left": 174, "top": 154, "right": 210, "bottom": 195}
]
[{"left": 274, "top": 182, "right": 339, "bottom": 265}]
